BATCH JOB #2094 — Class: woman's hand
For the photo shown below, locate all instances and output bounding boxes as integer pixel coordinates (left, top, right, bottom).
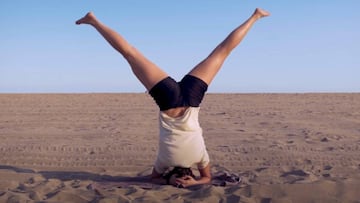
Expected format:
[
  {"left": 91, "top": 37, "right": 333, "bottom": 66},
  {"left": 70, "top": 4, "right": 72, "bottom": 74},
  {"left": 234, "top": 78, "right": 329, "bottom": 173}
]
[
  {"left": 168, "top": 174, "right": 180, "bottom": 186},
  {"left": 174, "top": 164, "right": 212, "bottom": 188},
  {"left": 175, "top": 175, "right": 198, "bottom": 188}
]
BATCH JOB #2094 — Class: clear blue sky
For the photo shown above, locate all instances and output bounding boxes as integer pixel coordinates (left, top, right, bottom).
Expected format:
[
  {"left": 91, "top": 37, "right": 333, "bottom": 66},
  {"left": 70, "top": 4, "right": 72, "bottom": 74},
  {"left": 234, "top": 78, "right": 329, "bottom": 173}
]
[{"left": 1, "top": 1, "right": 359, "bottom": 93}]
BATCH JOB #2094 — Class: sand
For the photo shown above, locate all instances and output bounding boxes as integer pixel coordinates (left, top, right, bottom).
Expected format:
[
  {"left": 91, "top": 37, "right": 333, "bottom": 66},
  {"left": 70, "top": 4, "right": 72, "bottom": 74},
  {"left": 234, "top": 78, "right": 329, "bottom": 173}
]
[{"left": 0, "top": 93, "right": 359, "bottom": 203}]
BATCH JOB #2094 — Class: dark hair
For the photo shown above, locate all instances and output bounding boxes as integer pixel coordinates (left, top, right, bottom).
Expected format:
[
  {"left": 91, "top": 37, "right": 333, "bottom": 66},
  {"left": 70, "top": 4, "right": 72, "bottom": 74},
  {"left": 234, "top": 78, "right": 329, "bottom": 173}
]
[{"left": 163, "top": 167, "right": 195, "bottom": 184}]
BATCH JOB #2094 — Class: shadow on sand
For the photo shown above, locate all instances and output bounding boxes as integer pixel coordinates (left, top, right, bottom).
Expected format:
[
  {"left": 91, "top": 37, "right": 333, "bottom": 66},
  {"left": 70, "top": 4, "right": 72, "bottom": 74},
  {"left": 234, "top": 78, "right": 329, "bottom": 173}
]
[{"left": 0, "top": 164, "right": 149, "bottom": 183}]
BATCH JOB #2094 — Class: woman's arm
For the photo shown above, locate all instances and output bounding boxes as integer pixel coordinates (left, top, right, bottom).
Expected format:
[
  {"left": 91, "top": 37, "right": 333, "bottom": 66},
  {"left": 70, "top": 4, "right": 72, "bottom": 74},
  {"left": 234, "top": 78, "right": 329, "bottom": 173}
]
[
  {"left": 150, "top": 168, "right": 180, "bottom": 186},
  {"left": 150, "top": 168, "right": 167, "bottom": 185},
  {"left": 175, "top": 163, "right": 211, "bottom": 188}
]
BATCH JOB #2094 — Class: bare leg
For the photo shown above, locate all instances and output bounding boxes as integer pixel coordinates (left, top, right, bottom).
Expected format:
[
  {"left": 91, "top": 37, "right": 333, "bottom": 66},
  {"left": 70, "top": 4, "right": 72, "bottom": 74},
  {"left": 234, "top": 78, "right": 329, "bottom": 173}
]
[
  {"left": 188, "top": 8, "right": 270, "bottom": 85},
  {"left": 76, "top": 12, "right": 168, "bottom": 91}
]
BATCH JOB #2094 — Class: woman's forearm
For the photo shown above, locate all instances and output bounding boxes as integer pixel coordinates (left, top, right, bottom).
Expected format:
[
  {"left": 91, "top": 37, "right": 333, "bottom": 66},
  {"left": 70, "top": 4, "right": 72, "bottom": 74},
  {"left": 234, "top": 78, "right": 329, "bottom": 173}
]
[
  {"left": 195, "top": 176, "right": 211, "bottom": 185},
  {"left": 178, "top": 176, "right": 211, "bottom": 187}
]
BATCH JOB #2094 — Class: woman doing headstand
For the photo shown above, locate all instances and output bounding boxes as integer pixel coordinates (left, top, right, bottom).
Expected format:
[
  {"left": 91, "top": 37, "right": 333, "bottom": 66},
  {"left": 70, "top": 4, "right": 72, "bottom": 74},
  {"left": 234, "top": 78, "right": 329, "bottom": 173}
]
[{"left": 76, "top": 8, "right": 270, "bottom": 188}]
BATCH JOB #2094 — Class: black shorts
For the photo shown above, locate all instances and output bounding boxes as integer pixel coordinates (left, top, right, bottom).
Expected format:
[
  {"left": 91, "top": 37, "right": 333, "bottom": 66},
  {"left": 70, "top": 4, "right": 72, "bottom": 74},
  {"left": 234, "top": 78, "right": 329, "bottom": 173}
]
[{"left": 149, "top": 75, "right": 208, "bottom": 111}]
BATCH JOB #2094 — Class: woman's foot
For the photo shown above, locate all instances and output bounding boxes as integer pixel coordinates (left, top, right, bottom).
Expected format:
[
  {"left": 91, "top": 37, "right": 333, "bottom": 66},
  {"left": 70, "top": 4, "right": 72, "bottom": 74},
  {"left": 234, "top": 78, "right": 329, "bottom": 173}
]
[
  {"left": 75, "top": 12, "right": 97, "bottom": 25},
  {"left": 253, "top": 8, "right": 270, "bottom": 19}
]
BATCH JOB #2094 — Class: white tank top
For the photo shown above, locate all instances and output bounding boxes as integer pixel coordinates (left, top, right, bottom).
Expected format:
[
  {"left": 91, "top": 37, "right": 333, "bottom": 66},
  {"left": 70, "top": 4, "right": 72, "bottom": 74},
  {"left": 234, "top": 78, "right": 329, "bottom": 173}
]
[{"left": 154, "top": 107, "right": 210, "bottom": 174}]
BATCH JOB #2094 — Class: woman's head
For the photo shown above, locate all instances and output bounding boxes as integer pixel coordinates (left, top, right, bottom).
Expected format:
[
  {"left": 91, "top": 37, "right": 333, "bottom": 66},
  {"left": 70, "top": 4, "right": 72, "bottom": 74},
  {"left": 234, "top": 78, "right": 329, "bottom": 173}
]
[{"left": 164, "top": 167, "right": 195, "bottom": 180}]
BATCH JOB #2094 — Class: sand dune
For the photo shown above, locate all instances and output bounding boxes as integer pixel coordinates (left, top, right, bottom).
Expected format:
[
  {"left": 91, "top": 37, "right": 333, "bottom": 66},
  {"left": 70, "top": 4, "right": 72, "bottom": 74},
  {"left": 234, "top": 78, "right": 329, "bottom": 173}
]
[{"left": 0, "top": 93, "right": 359, "bottom": 202}]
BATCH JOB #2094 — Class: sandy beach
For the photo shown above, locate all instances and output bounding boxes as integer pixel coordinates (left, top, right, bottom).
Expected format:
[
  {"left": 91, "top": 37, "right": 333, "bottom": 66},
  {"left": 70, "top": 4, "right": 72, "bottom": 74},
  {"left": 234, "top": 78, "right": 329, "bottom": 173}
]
[{"left": 0, "top": 93, "right": 359, "bottom": 202}]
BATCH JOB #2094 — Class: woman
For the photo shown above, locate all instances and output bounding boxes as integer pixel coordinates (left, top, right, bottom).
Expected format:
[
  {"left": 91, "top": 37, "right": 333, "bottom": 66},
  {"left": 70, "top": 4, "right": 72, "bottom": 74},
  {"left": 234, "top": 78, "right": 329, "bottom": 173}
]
[{"left": 76, "top": 8, "right": 270, "bottom": 188}]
